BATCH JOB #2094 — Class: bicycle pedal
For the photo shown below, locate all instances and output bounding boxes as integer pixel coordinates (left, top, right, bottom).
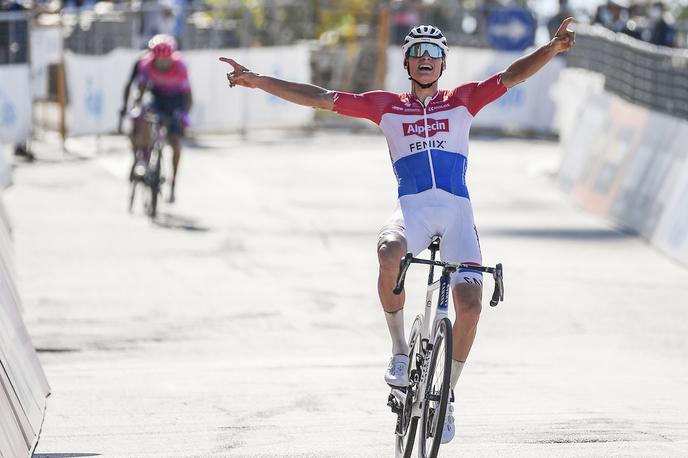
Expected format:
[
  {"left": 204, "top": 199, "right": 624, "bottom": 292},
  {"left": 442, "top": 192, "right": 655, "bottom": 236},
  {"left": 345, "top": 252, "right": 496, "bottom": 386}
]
[
  {"left": 387, "top": 394, "right": 402, "bottom": 415},
  {"left": 410, "top": 368, "right": 421, "bottom": 383}
]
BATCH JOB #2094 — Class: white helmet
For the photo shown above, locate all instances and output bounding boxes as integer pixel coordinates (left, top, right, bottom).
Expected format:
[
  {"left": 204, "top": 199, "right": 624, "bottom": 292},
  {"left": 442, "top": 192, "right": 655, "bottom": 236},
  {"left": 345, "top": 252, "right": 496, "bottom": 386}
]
[{"left": 402, "top": 25, "right": 449, "bottom": 55}]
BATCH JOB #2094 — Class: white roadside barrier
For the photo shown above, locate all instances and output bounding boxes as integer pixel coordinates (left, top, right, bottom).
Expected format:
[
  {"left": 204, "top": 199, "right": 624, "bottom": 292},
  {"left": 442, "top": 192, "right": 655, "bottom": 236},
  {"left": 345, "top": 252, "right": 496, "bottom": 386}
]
[
  {"left": 554, "top": 67, "right": 688, "bottom": 266},
  {"left": 64, "top": 44, "right": 314, "bottom": 136},
  {"left": 0, "top": 64, "right": 31, "bottom": 189},
  {"left": 0, "top": 190, "right": 50, "bottom": 457}
]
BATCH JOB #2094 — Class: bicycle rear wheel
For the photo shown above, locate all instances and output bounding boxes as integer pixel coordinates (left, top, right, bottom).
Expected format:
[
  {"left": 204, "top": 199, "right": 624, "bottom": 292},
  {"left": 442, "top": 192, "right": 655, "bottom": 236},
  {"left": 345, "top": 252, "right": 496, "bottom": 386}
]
[
  {"left": 394, "top": 315, "right": 423, "bottom": 458},
  {"left": 419, "top": 317, "right": 453, "bottom": 458}
]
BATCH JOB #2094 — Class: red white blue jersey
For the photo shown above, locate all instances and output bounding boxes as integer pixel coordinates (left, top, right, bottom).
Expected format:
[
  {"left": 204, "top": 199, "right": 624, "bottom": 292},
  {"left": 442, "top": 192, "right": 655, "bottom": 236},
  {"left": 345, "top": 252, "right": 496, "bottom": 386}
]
[
  {"left": 332, "top": 73, "right": 506, "bottom": 199},
  {"left": 137, "top": 52, "right": 191, "bottom": 96}
]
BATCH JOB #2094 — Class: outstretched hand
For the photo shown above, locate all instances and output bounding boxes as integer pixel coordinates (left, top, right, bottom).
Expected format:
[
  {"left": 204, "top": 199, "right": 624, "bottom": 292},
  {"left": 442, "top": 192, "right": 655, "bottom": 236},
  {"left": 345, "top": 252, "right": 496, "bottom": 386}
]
[
  {"left": 219, "top": 57, "right": 259, "bottom": 88},
  {"left": 551, "top": 17, "right": 576, "bottom": 53}
]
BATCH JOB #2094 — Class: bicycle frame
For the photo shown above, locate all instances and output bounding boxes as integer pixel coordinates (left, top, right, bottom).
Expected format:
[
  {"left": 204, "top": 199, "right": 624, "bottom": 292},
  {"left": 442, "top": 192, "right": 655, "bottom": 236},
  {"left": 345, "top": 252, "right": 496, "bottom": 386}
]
[
  {"left": 392, "top": 239, "right": 450, "bottom": 421},
  {"left": 141, "top": 111, "right": 170, "bottom": 219},
  {"left": 144, "top": 112, "right": 169, "bottom": 153}
]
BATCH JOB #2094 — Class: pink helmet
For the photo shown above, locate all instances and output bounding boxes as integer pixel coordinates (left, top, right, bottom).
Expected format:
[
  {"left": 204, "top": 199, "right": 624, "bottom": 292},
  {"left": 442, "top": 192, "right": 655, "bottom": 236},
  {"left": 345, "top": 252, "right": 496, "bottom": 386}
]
[{"left": 148, "top": 34, "right": 177, "bottom": 58}]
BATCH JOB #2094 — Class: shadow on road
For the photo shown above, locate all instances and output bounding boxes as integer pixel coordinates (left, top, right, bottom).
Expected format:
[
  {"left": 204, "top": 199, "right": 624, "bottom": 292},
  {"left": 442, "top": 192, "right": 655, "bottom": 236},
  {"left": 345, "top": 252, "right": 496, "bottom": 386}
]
[
  {"left": 13, "top": 154, "right": 92, "bottom": 166},
  {"left": 35, "top": 347, "right": 80, "bottom": 354},
  {"left": 34, "top": 454, "right": 101, "bottom": 458},
  {"left": 153, "top": 212, "right": 211, "bottom": 232},
  {"left": 482, "top": 228, "right": 635, "bottom": 240}
]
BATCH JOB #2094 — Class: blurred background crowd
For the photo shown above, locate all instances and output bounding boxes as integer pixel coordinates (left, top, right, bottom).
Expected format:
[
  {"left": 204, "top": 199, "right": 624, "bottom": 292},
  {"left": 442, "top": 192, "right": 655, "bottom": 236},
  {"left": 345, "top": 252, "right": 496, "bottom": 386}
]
[
  {"left": 589, "top": 0, "right": 680, "bottom": 46},
  {"left": 1, "top": 0, "right": 686, "bottom": 64}
]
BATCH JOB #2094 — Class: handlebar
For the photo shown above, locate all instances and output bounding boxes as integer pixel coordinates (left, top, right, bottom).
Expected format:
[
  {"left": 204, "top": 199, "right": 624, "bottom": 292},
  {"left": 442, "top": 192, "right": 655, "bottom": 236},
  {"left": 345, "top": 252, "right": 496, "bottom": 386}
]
[
  {"left": 392, "top": 253, "right": 414, "bottom": 295},
  {"left": 489, "top": 263, "right": 504, "bottom": 307},
  {"left": 143, "top": 112, "right": 173, "bottom": 125},
  {"left": 393, "top": 253, "right": 505, "bottom": 307}
]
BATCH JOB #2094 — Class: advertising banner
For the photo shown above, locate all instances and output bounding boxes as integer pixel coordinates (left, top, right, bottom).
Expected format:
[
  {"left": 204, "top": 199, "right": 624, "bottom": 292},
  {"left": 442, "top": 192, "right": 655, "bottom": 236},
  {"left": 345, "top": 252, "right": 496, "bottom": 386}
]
[
  {"left": 187, "top": 45, "right": 313, "bottom": 132},
  {"left": 0, "top": 65, "right": 32, "bottom": 145},
  {"left": 650, "top": 122, "right": 688, "bottom": 264},
  {"left": 556, "top": 66, "right": 688, "bottom": 267},
  {"left": 64, "top": 49, "right": 137, "bottom": 136}
]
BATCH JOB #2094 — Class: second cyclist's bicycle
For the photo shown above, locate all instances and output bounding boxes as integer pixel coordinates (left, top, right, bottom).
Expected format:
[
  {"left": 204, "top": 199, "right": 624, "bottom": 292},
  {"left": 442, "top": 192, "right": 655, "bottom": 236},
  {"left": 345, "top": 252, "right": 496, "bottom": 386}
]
[
  {"left": 128, "top": 111, "right": 170, "bottom": 220},
  {"left": 387, "top": 237, "right": 504, "bottom": 458}
]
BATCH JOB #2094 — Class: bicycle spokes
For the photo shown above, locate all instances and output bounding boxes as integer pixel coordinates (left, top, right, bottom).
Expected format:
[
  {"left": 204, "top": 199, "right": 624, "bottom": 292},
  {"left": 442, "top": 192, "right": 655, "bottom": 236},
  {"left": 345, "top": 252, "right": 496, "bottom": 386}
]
[{"left": 419, "top": 319, "right": 452, "bottom": 458}]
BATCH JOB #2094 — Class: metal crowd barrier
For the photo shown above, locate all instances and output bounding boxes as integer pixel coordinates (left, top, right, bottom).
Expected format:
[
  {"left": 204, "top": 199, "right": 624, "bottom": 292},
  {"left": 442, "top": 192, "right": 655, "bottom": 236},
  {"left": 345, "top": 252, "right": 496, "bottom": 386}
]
[
  {"left": 58, "top": 0, "right": 499, "bottom": 54},
  {"left": 60, "top": 1, "right": 317, "bottom": 54},
  {"left": 566, "top": 24, "right": 688, "bottom": 120}
]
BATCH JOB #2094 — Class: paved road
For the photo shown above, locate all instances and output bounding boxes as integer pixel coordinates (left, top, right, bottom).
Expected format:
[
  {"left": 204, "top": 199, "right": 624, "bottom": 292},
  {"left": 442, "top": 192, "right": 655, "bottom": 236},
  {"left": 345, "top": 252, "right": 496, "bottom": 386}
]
[{"left": 6, "top": 131, "right": 688, "bottom": 457}]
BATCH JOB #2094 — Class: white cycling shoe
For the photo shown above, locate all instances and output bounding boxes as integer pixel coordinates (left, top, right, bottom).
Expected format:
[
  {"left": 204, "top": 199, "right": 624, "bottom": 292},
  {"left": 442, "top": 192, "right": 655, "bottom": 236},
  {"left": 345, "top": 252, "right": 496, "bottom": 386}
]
[
  {"left": 384, "top": 354, "right": 409, "bottom": 387},
  {"left": 441, "top": 400, "right": 455, "bottom": 444}
]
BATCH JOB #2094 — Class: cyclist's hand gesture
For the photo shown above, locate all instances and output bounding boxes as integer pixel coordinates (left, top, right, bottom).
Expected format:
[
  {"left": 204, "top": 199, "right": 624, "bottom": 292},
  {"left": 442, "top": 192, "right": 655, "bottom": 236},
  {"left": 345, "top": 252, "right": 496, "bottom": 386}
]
[
  {"left": 219, "top": 57, "right": 259, "bottom": 88},
  {"left": 551, "top": 17, "right": 576, "bottom": 53}
]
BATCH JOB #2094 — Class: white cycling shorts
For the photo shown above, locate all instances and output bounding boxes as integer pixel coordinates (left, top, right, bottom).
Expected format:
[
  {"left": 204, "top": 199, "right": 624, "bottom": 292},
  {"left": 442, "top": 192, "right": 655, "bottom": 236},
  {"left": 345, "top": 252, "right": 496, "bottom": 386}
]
[{"left": 378, "top": 188, "right": 483, "bottom": 287}]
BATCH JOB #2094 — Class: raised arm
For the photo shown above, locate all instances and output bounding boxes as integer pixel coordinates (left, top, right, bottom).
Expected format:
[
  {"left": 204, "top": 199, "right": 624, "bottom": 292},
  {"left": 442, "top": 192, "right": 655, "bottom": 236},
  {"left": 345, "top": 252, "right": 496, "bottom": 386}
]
[
  {"left": 500, "top": 17, "right": 576, "bottom": 89},
  {"left": 219, "top": 57, "right": 334, "bottom": 111}
]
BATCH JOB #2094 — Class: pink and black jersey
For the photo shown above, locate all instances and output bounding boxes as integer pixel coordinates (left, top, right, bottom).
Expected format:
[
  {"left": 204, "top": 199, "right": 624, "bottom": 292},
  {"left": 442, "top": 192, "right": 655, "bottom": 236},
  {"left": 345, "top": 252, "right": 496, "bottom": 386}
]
[
  {"left": 332, "top": 73, "right": 506, "bottom": 199},
  {"left": 137, "top": 52, "right": 191, "bottom": 96}
]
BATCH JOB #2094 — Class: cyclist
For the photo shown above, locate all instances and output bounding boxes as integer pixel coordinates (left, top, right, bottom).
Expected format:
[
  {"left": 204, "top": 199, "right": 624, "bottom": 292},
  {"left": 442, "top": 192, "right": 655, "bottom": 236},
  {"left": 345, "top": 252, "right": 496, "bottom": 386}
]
[
  {"left": 221, "top": 18, "right": 575, "bottom": 443},
  {"left": 133, "top": 34, "right": 192, "bottom": 204}
]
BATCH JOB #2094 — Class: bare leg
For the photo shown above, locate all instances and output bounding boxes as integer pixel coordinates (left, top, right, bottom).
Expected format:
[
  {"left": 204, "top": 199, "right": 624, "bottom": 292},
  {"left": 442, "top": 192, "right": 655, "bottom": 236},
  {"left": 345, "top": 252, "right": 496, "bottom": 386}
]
[
  {"left": 130, "top": 116, "right": 150, "bottom": 152},
  {"left": 129, "top": 117, "right": 150, "bottom": 179},
  {"left": 377, "top": 234, "right": 409, "bottom": 356},
  {"left": 450, "top": 283, "right": 482, "bottom": 362},
  {"left": 377, "top": 234, "right": 407, "bottom": 313},
  {"left": 167, "top": 134, "right": 181, "bottom": 201}
]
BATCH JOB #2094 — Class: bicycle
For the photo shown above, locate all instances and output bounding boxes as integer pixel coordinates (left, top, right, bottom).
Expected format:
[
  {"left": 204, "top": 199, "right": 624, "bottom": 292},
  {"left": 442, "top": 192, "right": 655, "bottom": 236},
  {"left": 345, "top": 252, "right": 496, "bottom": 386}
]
[
  {"left": 387, "top": 237, "right": 504, "bottom": 458},
  {"left": 128, "top": 111, "right": 170, "bottom": 220}
]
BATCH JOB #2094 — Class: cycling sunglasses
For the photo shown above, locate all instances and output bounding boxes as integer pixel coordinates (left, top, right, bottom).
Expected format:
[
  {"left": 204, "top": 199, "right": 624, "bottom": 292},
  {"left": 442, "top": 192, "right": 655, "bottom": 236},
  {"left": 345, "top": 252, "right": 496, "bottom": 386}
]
[{"left": 407, "top": 43, "right": 445, "bottom": 59}]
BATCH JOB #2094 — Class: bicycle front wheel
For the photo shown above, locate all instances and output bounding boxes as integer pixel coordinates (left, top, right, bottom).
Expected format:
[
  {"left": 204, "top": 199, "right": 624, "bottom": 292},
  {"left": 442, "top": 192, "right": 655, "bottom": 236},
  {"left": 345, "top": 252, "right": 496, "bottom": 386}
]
[
  {"left": 419, "top": 317, "right": 453, "bottom": 458},
  {"left": 395, "top": 314, "right": 423, "bottom": 458},
  {"left": 147, "top": 146, "right": 162, "bottom": 220},
  {"left": 128, "top": 180, "right": 137, "bottom": 213}
]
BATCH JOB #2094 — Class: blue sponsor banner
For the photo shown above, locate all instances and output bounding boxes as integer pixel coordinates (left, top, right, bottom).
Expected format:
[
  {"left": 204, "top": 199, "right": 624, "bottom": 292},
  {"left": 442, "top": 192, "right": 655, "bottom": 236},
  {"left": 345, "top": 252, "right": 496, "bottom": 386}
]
[
  {"left": 0, "top": 65, "right": 31, "bottom": 144},
  {"left": 1, "top": 95, "right": 16, "bottom": 128},
  {"left": 486, "top": 8, "right": 536, "bottom": 51},
  {"left": 85, "top": 78, "right": 103, "bottom": 117}
]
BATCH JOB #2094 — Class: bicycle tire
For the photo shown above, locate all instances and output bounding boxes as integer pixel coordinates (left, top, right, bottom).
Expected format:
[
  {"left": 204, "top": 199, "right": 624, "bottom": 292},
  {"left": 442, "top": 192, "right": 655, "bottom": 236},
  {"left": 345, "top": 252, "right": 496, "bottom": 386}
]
[
  {"left": 395, "top": 314, "right": 423, "bottom": 458},
  {"left": 147, "top": 146, "right": 162, "bottom": 220},
  {"left": 128, "top": 180, "right": 137, "bottom": 213},
  {"left": 419, "top": 317, "right": 453, "bottom": 458}
]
